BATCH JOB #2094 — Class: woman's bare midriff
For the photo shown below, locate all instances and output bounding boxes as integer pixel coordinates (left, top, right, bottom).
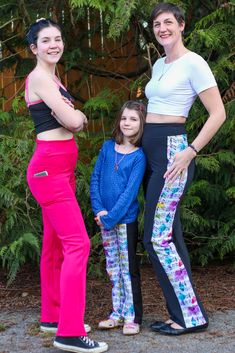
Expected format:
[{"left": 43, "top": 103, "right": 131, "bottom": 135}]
[
  {"left": 37, "top": 127, "right": 73, "bottom": 141},
  {"left": 146, "top": 113, "right": 186, "bottom": 124}
]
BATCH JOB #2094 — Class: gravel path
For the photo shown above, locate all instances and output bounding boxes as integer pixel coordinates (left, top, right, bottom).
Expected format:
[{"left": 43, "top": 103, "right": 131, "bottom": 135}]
[{"left": 0, "top": 309, "right": 234, "bottom": 353}]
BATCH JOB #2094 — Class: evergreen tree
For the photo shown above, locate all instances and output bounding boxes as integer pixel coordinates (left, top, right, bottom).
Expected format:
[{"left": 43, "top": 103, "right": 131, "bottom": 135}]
[{"left": 0, "top": 0, "right": 234, "bottom": 282}]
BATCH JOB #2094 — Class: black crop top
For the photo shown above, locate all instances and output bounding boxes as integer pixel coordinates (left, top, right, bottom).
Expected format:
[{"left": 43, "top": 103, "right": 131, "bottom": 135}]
[{"left": 25, "top": 77, "right": 74, "bottom": 134}]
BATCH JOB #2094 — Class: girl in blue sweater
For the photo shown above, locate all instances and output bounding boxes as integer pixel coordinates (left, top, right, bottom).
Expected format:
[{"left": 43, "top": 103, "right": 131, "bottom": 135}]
[{"left": 90, "top": 101, "right": 146, "bottom": 335}]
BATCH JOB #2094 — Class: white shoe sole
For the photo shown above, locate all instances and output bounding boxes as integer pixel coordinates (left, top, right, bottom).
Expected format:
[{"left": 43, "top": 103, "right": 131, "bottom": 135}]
[
  {"left": 123, "top": 329, "right": 140, "bottom": 335},
  {"left": 53, "top": 341, "right": 108, "bottom": 353},
  {"left": 40, "top": 326, "right": 57, "bottom": 333},
  {"left": 40, "top": 324, "right": 91, "bottom": 334}
]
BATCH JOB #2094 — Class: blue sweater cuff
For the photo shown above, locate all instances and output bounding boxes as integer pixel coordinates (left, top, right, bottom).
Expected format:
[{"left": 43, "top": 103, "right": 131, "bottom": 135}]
[{"left": 100, "top": 215, "right": 115, "bottom": 230}]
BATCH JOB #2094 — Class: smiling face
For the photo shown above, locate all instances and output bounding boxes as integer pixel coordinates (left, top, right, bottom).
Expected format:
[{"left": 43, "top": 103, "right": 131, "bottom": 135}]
[
  {"left": 30, "top": 26, "right": 64, "bottom": 65},
  {"left": 153, "top": 12, "right": 185, "bottom": 50},
  {"left": 119, "top": 108, "right": 141, "bottom": 142}
]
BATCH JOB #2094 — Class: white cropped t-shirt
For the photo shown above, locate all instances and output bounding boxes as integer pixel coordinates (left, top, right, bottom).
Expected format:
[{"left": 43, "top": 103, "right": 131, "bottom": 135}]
[{"left": 145, "top": 52, "right": 217, "bottom": 118}]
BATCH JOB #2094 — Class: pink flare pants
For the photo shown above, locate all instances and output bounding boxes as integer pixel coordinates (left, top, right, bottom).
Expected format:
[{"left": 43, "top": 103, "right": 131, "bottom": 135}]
[{"left": 27, "top": 138, "right": 90, "bottom": 336}]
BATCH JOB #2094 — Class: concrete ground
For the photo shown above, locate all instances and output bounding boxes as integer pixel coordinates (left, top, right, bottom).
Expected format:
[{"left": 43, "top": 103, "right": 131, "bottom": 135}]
[{"left": 0, "top": 309, "right": 234, "bottom": 353}]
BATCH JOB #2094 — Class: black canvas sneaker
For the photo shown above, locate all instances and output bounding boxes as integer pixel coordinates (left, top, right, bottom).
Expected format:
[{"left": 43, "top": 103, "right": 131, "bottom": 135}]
[
  {"left": 40, "top": 323, "right": 91, "bottom": 333},
  {"left": 53, "top": 336, "right": 108, "bottom": 353},
  {"left": 40, "top": 322, "right": 58, "bottom": 332}
]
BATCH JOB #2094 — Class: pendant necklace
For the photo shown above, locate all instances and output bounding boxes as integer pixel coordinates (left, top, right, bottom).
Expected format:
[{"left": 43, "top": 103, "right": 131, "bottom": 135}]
[
  {"left": 158, "top": 59, "right": 174, "bottom": 81},
  {"left": 114, "top": 153, "right": 126, "bottom": 171},
  {"left": 114, "top": 145, "right": 134, "bottom": 171}
]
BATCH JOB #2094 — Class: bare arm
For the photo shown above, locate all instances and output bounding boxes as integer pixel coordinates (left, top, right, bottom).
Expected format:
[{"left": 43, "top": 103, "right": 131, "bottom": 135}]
[
  {"left": 190, "top": 87, "right": 226, "bottom": 152},
  {"left": 164, "top": 86, "right": 226, "bottom": 181},
  {"left": 30, "top": 72, "right": 87, "bottom": 132}
]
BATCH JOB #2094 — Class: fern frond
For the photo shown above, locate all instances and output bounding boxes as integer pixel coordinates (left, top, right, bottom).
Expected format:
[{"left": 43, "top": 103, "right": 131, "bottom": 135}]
[{"left": 0, "top": 232, "right": 40, "bottom": 285}]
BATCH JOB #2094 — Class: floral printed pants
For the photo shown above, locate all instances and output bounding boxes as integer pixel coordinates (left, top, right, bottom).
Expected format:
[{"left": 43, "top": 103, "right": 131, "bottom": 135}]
[
  {"left": 142, "top": 123, "right": 208, "bottom": 329},
  {"left": 101, "top": 221, "right": 142, "bottom": 324}
]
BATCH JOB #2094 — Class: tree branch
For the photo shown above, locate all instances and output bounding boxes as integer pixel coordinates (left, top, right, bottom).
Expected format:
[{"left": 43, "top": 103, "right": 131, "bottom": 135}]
[{"left": 68, "top": 58, "right": 154, "bottom": 79}]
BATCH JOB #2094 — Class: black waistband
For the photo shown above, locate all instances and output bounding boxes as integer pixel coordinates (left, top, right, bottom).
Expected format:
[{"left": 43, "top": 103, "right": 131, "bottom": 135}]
[{"left": 143, "top": 123, "right": 186, "bottom": 136}]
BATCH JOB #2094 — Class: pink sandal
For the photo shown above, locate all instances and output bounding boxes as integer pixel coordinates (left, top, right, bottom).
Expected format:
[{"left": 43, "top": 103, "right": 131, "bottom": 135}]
[{"left": 123, "top": 322, "right": 140, "bottom": 335}]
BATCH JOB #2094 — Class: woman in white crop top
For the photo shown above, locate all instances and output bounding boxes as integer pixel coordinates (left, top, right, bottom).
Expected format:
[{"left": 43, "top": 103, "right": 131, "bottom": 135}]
[{"left": 142, "top": 2, "right": 225, "bottom": 336}]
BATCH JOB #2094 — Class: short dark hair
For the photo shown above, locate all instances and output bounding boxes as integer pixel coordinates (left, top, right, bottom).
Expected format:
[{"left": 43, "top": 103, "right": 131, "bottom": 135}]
[
  {"left": 26, "top": 19, "right": 62, "bottom": 46},
  {"left": 112, "top": 100, "right": 146, "bottom": 147},
  {"left": 150, "top": 2, "right": 185, "bottom": 25}
]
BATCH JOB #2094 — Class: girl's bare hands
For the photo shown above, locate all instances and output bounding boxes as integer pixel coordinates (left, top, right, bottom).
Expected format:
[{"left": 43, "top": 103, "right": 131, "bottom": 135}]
[
  {"left": 164, "top": 148, "right": 196, "bottom": 183},
  {"left": 95, "top": 210, "right": 108, "bottom": 227}
]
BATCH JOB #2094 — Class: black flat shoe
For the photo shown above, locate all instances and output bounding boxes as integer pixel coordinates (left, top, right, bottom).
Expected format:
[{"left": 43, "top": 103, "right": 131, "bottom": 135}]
[
  {"left": 158, "top": 323, "right": 208, "bottom": 336},
  {"left": 150, "top": 321, "right": 169, "bottom": 332}
]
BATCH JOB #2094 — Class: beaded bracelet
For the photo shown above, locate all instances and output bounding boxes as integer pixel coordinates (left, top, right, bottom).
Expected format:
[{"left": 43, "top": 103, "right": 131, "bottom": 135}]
[{"left": 188, "top": 144, "right": 198, "bottom": 155}]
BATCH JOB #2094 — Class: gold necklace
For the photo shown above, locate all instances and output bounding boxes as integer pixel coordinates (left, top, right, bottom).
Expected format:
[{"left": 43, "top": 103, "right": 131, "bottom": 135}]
[{"left": 158, "top": 59, "right": 174, "bottom": 81}]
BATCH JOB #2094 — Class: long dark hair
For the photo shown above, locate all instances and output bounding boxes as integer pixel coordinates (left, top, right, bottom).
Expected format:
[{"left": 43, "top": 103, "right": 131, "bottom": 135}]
[
  {"left": 26, "top": 19, "right": 62, "bottom": 46},
  {"left": 112, "top": 100, "right": 146, "bottom": 147}
]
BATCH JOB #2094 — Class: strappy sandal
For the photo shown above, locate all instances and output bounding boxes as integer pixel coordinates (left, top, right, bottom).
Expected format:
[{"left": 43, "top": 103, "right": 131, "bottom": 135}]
[{"left": 98, "top": 318, "right": 123, "bottom": 329}]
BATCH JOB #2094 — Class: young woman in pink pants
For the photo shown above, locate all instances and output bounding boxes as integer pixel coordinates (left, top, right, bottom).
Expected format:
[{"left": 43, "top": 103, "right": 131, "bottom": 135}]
[{"left": 25, "top": 18, "right": 108, "bottom": 353}]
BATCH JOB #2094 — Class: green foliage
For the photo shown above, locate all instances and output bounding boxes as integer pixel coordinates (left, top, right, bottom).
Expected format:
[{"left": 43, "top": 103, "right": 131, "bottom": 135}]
[
  {"left": 87, "top": 232, "right": 106, "bottom": 277},
  {"left": 0, "top": 323, "right": 6, "bottom": 332},
  {"left": 75, "top": 132, "right": 108, "bottom": 275},
  {"left": 70, "top": 0, "right": 138, "bottom": 37},
  {"left": 0, "top": 233, "right": 40, "bottom": 285},
  {"left": 0, "top": 101, "right": 42, "bottom": 284},
  {"left": 181, "top": 108, "right": 235, "bottom": 265},
  {"left": 0, "top": 0, "right": 234, "bottom": 281},
  {"left": 83, "top": 88, "right": 120, "bottom": 116}
]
